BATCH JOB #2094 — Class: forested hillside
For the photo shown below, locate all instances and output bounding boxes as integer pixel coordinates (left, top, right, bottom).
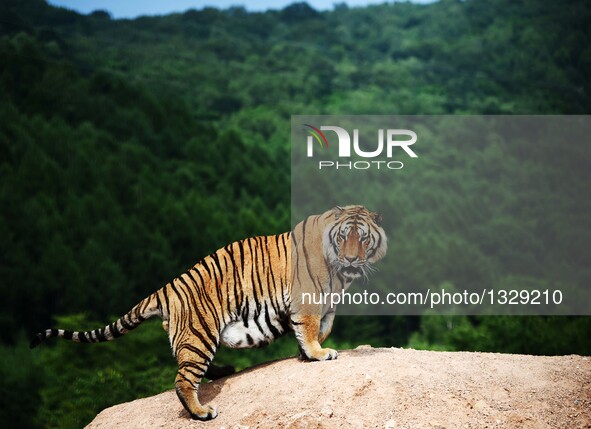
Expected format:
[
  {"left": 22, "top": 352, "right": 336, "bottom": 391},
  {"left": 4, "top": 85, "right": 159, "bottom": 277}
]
[{"left": 0, "top": 0, "right": 590, "bottom": 428}]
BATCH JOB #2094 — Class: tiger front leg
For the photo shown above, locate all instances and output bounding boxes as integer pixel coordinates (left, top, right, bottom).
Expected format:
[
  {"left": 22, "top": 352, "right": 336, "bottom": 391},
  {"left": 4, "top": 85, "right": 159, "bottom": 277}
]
[
  {"left": 175, "top": 348, "right": 218, "bottom": 420},
  {"left": 293, "top": 314, "right": 338, "bottom": 361},
  {"left": 318, "top": 310, "right": 336, "bottom": 344}
]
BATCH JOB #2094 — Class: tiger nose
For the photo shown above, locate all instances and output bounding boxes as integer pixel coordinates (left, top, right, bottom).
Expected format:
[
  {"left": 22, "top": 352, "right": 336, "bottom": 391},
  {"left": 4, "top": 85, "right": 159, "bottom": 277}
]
[{"left": 345, "top": 256, "right": 357, "bottom": 263}]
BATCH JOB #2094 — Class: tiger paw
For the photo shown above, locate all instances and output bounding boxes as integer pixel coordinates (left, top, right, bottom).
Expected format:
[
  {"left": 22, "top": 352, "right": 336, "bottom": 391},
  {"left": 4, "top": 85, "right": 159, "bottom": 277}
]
[
  {"left": 307, "top": 347, "right": 338, "bottom": 361},
  {"left": 189, "top": 404, "right": 218, "bottom": 421}
]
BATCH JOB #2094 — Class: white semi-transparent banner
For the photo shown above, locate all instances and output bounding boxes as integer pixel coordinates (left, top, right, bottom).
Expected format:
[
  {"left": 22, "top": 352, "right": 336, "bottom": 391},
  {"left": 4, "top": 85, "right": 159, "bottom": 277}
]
[{"left": 291, "top": 116, "right": 590, "bottom": 315}]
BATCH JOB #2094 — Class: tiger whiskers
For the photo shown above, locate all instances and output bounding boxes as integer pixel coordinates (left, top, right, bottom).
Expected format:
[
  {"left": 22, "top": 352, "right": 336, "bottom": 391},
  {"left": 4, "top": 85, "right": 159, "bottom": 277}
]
[{"left": 361, "top": 263, "right": 378, "bottom": 283}]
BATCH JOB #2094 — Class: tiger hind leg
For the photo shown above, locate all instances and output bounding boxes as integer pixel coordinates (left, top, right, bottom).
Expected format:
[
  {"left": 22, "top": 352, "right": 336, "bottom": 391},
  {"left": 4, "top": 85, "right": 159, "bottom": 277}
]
[
  {"left": 175, "top": 348, "right": 218, "bottom": 420},
  {"left": 205, "top": 363, "right": 235, "bottom": 380}
]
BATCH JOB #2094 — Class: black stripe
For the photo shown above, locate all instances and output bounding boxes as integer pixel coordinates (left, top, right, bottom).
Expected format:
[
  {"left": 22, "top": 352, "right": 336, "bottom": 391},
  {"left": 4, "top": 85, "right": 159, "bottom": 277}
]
[
  {"left": 209, "top": 254, "right": 225, "bottom": 307},
  {"left": 252, "top": 237, "right": 265, "bottom": 310},
  {"left": 211, "top": 253, "right": 224, "bottom": 282},
  {"left": 242, "top": 296, "right": 250, "bottom": 327},
  {"left": 95, "top": 328, "right": 107, "bottom": 342},
  {"left": 266, "top": 248, "right": 284, "bottom": 318},
  {"left": 127, "top": 313, "right": 139, "bottom": 328},
  {"left": 228, "top": 244, "right": 242, "bottom": 316},
  {"left": 162, "top": 286, "right": 171, "bottom": 317},
  {"left": 366, "top": 231, "right": 382, "bottom": 260},
  {"left": 263, "top": 301, "right": 281, "bottom": 339},
  {"left": 247, "top": 239, "right": 261, "bottom": 318},
  {"left": 154, "top": 292, "right": 162, "bottom": 317},
  {"left": 280, "top": 233, "right": 290, "bottom": 309},
  {"left": 232, "top": 272, "right": 242, "bottom": 318},
  {"left": 301, "top": 218, "right": 323, "bottom": 293},
  {"left": 237, "top": 240, "right": 245, "bottom": 275},
  {"left": 190, "top": 362, "right": 210, "bottom": 374},
  {"left": 181, "top": 366, "right": 206, "bottom": 380},
  {"left": 327, "top": 222, "right": 340, "bottom": 243},
  {"left": 201, "top": 259, "right": 211, "bottom": 277},
  {"left": 166, "top": 284, "right": 182, "bottom": 347},
  {"left": 190, "top": 267, "right": 207, "bottom": 291},
  {"left": 176, "top": 371, "right": 196, "bottom": 388},
  {"left": 176, "top": 343, "right": 213, "bottom": 365},
  {"left": 120, "top": 317, "right": 135, "bottom": 330},
  {"left": 109, "top": 322, "right": 123, "bottom": 338},
  {"left": 179, "top": 359, "right": 209, "bottom": 373},
  {"left": 255, "top": 236, "right": 267, "bottom": 299},
  {"left": 78, "top": 331, "right": 90, "bottom": 343},
  {"left": 274, "top": 234, "right": 282, "bottom": 257},
  {"left": 235, "top": 242, "right": 245, "bottom": 311},
  {"left": 220, "top": 252, "right": 233, "bottom": 317},
  {"left": 253, "top": 312, "right": 267, "bottom": 338}
]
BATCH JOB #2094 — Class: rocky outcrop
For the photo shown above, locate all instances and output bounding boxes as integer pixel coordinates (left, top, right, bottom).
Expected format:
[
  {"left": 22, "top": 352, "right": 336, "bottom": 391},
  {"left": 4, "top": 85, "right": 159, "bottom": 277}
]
[{"left": 86, "top": 346, "right": 590, "bottom": 428}]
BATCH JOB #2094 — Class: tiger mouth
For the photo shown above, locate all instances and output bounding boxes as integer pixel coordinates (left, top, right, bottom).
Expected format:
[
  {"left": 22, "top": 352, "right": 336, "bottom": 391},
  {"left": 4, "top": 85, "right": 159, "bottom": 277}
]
[{"left": 341, "top": 266, "right": 363, "bottom": 276}]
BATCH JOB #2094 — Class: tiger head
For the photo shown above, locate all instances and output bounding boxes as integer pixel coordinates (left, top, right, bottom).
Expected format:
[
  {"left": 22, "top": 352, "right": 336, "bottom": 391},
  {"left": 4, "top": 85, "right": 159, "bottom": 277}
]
[{"left": 323, "top": 205, "right": 387, "bottom": 281}]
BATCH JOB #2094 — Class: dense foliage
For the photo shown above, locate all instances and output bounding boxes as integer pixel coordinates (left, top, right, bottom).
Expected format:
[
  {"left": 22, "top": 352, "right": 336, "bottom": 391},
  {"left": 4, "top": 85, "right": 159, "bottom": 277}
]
[{"left": 0, "top": 0, "right": 589, "bottom": 427}]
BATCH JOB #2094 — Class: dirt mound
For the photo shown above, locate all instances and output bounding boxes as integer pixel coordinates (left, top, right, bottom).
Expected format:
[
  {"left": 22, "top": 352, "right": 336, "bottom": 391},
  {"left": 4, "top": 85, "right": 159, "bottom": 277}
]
[{"left": 86, "top": 346, "right": 590, "bottom": 428}]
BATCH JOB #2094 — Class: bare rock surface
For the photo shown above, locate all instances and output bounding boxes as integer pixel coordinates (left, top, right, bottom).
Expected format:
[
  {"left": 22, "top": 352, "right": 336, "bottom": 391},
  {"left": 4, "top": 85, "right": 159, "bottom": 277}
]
[{"left": 86, "top": 347, "right": 591, "bottom": 429}]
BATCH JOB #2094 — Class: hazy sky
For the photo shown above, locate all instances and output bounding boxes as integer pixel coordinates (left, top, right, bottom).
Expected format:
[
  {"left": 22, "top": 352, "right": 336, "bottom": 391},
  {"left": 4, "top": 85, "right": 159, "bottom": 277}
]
[{"left": 48, "top": 0, "right": 434, "bottom": 19}]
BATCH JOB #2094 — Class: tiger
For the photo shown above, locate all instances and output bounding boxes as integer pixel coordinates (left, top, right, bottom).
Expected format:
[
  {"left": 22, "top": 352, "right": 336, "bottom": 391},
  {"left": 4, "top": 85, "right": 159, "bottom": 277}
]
[{"left": 30, "top": 205, "right": 387, "bottom": 420}]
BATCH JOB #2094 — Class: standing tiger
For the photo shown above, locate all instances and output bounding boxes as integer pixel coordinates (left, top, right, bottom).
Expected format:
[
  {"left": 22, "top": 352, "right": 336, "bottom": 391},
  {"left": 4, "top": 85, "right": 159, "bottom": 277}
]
[{"left": 30, "top": 205, "right": 387, "bottom": 420}]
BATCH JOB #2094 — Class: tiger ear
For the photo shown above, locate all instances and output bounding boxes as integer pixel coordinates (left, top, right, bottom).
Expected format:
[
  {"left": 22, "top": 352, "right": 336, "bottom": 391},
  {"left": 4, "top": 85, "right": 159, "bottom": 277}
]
[
  {"left": 371, "top": 212, "right": 383, "bottom": 226},
  {"left": 333, "top": 206, "right": 344, "bottom": 219}
]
